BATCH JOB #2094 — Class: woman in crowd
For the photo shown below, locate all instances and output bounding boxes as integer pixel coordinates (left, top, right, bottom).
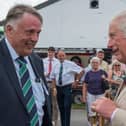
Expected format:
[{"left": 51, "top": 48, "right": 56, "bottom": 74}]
[
  {"left": 108, "top": 60, "right": 125, "bottom": 100},
  {"left": 82, "top": 56, "right": 108, "bottom": 125}
]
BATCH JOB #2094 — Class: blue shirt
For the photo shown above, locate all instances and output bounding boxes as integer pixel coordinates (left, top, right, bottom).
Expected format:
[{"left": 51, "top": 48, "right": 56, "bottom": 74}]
[{"left": 84, "top": 69, "right": 107, "bottom": 95}]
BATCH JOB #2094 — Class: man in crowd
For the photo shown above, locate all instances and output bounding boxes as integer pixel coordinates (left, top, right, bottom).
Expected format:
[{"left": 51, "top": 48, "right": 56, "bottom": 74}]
[
  {"left": 43, "top": 46, "right": 59, "bottom": 126},
  {"left": 51, "top": 50, "right": 83, "bottom": 126},
  {"left": 96, "top": 49, "right": 109, "bottom": 72},
  {"left": 0, "top": 4, "right": 52, "bottom": 126},
  {"left": 91, "top": 10, "right": 126, "bottom": 126}
]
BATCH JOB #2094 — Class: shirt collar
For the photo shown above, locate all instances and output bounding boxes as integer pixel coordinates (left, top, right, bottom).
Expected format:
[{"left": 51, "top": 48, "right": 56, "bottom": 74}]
[
  {"left": 48, "top": 57, "right": 54, "bottom": 61},
  {"left": 5, "top": 37, "right": 28, "bottom": 61}
]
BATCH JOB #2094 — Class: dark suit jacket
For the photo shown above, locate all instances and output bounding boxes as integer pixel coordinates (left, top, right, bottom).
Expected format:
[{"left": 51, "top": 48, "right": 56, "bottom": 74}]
[{"left": 0, "top": 39, "right": 52, "bottom": 126}]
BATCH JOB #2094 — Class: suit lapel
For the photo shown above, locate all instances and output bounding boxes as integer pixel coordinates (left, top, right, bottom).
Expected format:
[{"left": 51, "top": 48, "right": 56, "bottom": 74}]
[
  {"left": 29, "top": 54, "right": 50, "bottom": 96},
  {"left": 29, "top": 54, "right": 52, "bottom": 125},
  {"left": 0, "top": 39, "right": 28, "bottom": 113},
  {"left": 29, "top": 54, "right": 47, "bottom": 87},
  {"left": 115, "top": 86, "right": 126, "bottom": 109}
]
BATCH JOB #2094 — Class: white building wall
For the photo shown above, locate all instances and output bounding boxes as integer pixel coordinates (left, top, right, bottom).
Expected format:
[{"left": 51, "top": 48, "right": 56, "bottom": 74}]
[{"left": 36, "top": 0, "right": 126, "bottom": 48}]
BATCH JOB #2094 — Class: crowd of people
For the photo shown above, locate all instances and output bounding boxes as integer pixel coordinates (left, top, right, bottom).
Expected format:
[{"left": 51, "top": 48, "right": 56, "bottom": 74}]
[
  {"left": 1, "top": 3, "right": 126, "bottom": 126},
  {"left": 43, "top": 46, "right": 126, "bottom": 126}
]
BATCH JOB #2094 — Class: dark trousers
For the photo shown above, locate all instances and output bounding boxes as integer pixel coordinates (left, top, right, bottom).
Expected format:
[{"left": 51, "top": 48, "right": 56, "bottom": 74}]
[{"left": 56, "top": 84, "right": 72, "bottom": 126}]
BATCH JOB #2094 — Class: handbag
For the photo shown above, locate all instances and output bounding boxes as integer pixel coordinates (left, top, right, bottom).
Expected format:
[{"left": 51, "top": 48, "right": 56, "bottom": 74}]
[
  {"left": 100, "top": 70, "right": 109, "bottom": 91},
  {"left": 102, "top": 79, "right": 109, "bottom": 91}
]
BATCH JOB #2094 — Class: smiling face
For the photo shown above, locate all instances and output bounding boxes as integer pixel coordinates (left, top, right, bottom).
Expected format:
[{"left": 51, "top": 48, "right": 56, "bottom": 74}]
[
  {"left": 90, "top": 57, "right": 100, "bottom": 70},
  {"left": 108, "top": 19, "right": 126, "bottom": 64},
  {"left": 91, "top": 59, "right": 100, "bottom": 70},
  {"left": 48, "top": 51, "right": 55, "bottom": 59},
  {"left": 5, "top": 13, "right": 42, "bottom": 56},
  {"left": 97, "top": 52, "right": 105, "bottom": 62},
  {"left": 113, "top": 63, "right": 121, "bottom": 71},
  {"left": 57, "top": 50, "right": 66, "bottom": 63}
]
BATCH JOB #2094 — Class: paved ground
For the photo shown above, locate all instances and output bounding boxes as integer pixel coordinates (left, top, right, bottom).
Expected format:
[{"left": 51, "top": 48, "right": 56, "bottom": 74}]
[{"left": 57, "top": 109, "right": 88, "bottom": 126}]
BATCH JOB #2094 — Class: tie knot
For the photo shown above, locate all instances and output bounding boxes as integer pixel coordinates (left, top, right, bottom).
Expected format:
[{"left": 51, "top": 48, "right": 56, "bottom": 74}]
[
  {"left": 60, "top": 62, "right": 63, "bottom": 66},
  {"left": 16, "top": 56, "right": 27, "bottom": 65},
  {"left": 49, "top": 58, "right": 52, "bottom": 61}
]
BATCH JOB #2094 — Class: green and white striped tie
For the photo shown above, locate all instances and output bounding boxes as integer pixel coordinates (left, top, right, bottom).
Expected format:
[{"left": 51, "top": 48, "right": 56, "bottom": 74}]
[{"left": 17, "top": 57, "right": 39, "bottom": 126}]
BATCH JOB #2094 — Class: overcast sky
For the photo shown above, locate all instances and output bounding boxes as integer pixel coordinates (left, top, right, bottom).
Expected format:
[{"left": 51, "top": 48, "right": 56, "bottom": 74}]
[{"left": 0, "top": 0, "right": 47, "bottom": 21}]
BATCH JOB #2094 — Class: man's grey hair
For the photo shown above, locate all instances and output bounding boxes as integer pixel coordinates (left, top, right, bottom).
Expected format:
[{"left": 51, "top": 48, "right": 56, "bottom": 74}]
[
  {"left": 4, "top": 4, "right": 43, "bottom": 28},
  {"left": 112, "top": 10, "right": 126, "bottom": 37}
]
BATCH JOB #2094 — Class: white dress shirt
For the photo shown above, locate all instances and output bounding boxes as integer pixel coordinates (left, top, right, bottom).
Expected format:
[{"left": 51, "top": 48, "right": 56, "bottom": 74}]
[
  {"left": 51, "top": 60, "right": 83, "bottom": 86},
  {"left": 5, "top": 38, "right": 45, "bottom": 126},
  {"left": 43, "top": 57, "right": 59, "bottom": 81}
]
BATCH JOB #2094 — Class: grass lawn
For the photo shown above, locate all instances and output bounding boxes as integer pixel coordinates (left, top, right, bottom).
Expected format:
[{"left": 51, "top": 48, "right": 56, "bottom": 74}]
[{"left": 72, "top": 103, "right": 85, "bottom": 109}]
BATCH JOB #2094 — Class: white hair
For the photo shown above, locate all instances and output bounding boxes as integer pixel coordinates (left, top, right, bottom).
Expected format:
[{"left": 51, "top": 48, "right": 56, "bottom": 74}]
[
  {"left": 111, "top": 10, "right": 126, "bottom": 37},
  {"left": 90, "top": 56, "right": 100, "bottom": 64}
]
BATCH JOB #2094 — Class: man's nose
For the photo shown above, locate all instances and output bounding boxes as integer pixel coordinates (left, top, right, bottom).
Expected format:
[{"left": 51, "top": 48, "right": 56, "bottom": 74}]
[
  {"left": 31, "top": 33, "right": 39, "bottom": 42},
  {"left": 107, "top": 39, "right": 113, "bottom": 49}
]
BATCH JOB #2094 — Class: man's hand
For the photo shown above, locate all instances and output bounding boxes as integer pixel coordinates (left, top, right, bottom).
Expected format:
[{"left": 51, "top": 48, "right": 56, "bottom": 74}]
[
  {"left": 72, "top": 81, "right": 78, "bottom": 88},
  {"left": 91, "top": 97, "right": 117, "bottom": 119}
]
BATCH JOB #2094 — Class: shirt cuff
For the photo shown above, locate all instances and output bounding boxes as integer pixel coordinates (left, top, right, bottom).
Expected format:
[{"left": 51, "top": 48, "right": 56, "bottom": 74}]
[{"left": 111, "top": 108, "right": 119, "bottom": 121}]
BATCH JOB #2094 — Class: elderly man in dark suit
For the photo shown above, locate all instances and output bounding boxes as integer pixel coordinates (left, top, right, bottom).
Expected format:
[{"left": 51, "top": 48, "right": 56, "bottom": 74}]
[{"left": 0, "top": 4, "right": 52, "bottom": 126}]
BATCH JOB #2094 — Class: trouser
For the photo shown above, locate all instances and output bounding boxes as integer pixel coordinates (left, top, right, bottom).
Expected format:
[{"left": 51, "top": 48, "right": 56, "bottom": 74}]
[
  {"left": 87, "top": 92, "right": 104, "bottom": 117},
  {"left": 56, "top": 84, "right": 72, "bottom": 126},
  {"left": 47, "top": 82, "right": 58, "bottom": 126},
  {"left": 86, "top": 92, "right": 105, "bottom": 126}
]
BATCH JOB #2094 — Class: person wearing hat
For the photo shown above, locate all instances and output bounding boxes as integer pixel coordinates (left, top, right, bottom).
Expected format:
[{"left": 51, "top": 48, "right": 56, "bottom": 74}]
[{"left": 96, "top": 49, "right": 109, "bottom": 72}]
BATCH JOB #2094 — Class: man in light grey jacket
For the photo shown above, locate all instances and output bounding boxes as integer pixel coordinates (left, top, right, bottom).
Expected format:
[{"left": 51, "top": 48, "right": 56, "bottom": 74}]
[{"left": 91, "top": 10, "right": 126, "bottom": 126}]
